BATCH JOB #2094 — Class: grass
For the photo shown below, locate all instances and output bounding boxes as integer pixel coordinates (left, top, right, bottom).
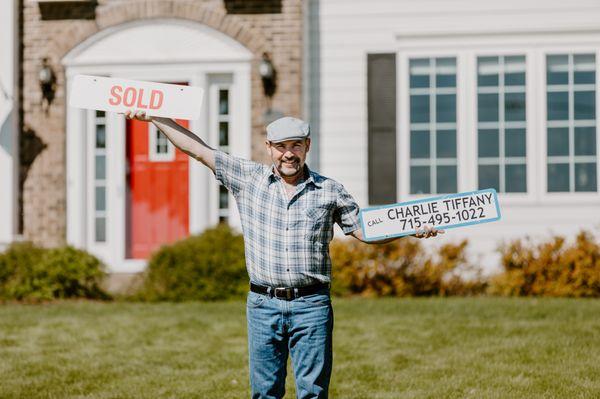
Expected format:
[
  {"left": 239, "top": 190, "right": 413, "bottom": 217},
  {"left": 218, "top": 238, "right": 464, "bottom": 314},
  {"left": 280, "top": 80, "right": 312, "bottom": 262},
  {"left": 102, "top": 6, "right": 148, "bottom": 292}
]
[{"left": 0, "top": 298, "right": 599, "bottom": 398}]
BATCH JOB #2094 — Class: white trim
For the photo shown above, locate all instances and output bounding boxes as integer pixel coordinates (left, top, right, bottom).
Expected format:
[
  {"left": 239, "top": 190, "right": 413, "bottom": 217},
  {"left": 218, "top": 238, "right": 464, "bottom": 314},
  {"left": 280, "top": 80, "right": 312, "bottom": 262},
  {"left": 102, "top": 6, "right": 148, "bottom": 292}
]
[
  {"left": 63, "top": 20, "right": 252, "bottom": 273},
  {"left": 148, "top": 123, "right": 175, "bottom": 162}
]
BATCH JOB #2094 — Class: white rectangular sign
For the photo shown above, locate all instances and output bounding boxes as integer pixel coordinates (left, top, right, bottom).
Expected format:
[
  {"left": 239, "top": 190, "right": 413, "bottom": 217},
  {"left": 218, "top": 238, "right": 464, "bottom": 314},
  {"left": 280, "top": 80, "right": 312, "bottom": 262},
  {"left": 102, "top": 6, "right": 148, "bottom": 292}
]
[
  {"left": 360, "top": 189, "right": 502, "bottom": 241},
  {"left": 69, "top": 75, "right": 204, "bottom": 120}
]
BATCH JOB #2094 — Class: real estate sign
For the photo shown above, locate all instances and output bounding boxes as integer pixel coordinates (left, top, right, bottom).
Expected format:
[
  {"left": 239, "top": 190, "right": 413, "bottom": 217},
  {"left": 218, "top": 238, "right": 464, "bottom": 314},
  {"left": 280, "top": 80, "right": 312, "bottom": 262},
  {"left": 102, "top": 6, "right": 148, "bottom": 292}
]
[
  {"left": 360, "top": 188, "right": 501, "bottom": 241},
  {"left": 69, "top": 75, "right": 204, "bottom": 120}
]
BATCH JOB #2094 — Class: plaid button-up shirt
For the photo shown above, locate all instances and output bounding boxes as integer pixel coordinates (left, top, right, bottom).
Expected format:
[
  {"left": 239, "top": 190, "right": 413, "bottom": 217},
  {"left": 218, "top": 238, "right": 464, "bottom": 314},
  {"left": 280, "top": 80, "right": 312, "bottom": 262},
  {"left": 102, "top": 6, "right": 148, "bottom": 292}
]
[{"left": 215, "top": 150, "right": 361, "bottom": 287}]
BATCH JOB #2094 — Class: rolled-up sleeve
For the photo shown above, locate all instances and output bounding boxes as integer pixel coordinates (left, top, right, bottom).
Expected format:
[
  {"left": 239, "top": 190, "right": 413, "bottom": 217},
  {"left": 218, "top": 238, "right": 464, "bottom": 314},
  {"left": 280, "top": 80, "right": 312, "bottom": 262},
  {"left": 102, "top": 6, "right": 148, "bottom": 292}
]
[
  {"left": 214, "top": 150, "right": 263, "bottom": 196},
  {"left": 334, "top": 184, "right": 361, "bottom": 235}
]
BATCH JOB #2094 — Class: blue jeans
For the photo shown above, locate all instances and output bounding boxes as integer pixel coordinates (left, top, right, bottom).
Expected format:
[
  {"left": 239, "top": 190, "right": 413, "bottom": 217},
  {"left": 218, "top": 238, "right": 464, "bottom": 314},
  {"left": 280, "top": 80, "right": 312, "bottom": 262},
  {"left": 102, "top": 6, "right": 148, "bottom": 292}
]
[{"left": 246, "top": 287, "right": 334, "bottom": 399}]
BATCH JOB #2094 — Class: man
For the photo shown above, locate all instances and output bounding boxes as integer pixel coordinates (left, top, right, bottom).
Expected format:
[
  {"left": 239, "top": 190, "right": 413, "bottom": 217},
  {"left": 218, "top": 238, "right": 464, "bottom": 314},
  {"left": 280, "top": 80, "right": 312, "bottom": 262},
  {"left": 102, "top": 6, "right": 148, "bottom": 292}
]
[{"left": 125, "top": 111, "right": 442, "bottom": 399}]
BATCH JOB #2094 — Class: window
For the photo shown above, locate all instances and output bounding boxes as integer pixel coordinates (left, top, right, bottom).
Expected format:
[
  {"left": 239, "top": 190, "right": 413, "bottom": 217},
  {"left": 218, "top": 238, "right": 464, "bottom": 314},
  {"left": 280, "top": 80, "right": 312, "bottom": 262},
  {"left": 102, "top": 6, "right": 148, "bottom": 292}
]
[
  {"left": 409, "top": 57, "right": 458, "bottom": 194},
  {"left": 93, "top": 110, "right": 107, "bottom": 242},
  {"left": 546, "top": 54, "right": 597, "bottom": 192},
  {"left": 148, "top": 124, "right": 175, "bottom": 161},
  {"left": 217, "top": 87, "right": 230, "bottom": 223},
  {"left": 477, "top": 56, "right": 527, "bottom": 193}
]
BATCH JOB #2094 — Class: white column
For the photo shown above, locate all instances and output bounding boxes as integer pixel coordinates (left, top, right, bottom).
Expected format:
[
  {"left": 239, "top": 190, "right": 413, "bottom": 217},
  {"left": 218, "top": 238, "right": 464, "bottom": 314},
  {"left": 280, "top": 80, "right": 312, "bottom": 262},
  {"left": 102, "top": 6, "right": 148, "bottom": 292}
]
[
  {"left": 65, "top": 74, "right": 88, "bottom": 247},
  {"left": 189, "top": 72, "right": 210, "bottom": 234},
  {"left": 0, "top": 0, "right": 17, "bottom": 244}
]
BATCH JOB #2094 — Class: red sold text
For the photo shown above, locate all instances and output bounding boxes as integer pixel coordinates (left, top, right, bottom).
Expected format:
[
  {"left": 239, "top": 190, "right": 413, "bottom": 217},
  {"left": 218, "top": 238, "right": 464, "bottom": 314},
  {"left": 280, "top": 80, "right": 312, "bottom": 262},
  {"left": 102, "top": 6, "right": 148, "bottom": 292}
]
[{"left": 108, "top": 85, "right": 164, "bottom": 110}]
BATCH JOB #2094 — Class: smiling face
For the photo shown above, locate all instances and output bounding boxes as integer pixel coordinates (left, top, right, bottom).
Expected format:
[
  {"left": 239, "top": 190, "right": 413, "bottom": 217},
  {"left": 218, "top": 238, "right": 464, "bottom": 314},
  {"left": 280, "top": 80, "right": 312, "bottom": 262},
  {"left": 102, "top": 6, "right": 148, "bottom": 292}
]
[{"left": 266, "top": 138, "right": 311, "bottom": 178}]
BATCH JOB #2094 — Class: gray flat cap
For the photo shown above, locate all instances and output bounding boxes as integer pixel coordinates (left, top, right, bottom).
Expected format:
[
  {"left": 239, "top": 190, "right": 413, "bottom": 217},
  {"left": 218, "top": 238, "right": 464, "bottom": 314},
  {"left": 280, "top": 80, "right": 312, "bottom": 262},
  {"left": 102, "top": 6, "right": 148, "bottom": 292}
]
[{"left": 266, "top": 116, "right": 310, "bottom": 143}]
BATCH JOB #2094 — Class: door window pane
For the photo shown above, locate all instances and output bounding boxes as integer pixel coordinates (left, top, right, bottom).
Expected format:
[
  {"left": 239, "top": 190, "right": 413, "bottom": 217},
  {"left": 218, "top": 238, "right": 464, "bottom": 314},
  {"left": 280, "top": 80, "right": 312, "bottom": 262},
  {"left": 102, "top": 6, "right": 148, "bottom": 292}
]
[
  {"left": 95, "top": 217, "right": 106, "bottom": 243},
  {"left": 156, "top": 130, "right": 169, "bottom": 154},
  {"left": 93, "top": 111, "right": 107, "bottom": 243},
  {"left": 95, "top": 155, "right": 106, "bottom": 180},
  {"left": 219, "top": 184, "right": 229, "bottom": 209},
  {"left": 219, "top": 122, "right": 229, "bottom": 147},
  {"left": 95, "top": 186, "right": 106, "bottom": 212},
  {"left": 96, "top": 125, "right": 106, "bottom": 149},
  {"left": 219, "top": 89, "right": 229, "bottom": 115}
]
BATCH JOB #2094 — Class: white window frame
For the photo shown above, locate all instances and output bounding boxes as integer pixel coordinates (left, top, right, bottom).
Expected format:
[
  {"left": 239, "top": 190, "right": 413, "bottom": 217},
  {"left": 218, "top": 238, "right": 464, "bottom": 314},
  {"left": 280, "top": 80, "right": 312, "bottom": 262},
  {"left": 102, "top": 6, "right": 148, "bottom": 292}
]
[
  {"left": 396, "top": 32, "right": 600, "bottom": 206},
  {"left": 209, "top": 78, "right": 233, "bottom": 223},
  {"left": 406, "top": 57, "right": 459, "bottom": 195},
  {"left": 86, "top": 109, "right": 108, "bottom": 250},
  {"left": 148, "top": 123, "right": 175, "bottom": 162},
  {"left": 398, "top": 49, "right": 468, "bottom": 202},
  {"left": 476, "top": 55, "right": 528, "bottom": 193},
  {"left": 544, "top": 51, "right": 598, "bottom": 194}
]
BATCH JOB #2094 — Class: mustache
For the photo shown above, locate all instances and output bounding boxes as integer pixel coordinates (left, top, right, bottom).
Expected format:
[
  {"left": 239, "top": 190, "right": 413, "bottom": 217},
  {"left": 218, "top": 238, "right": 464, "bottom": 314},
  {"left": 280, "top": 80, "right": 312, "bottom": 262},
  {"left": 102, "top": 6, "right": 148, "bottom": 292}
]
[{"left": 281, "top": 157, "right": 300, "bottom": 163}]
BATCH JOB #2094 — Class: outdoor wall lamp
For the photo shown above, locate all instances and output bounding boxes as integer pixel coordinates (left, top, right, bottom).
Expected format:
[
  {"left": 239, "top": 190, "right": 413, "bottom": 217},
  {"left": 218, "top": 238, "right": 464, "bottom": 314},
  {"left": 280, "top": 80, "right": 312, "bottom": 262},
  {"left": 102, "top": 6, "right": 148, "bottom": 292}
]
[
  {"left": 39, "top": 57, "right": 56, "bottom": 111},
  {"left": 259, "top": 52, "right": 277, "bottom": 99}
]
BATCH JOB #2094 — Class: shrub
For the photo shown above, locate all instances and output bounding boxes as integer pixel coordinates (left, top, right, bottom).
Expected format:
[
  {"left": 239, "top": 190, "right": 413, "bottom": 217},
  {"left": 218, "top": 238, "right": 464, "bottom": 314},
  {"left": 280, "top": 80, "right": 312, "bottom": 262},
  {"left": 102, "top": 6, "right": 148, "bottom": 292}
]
[
  {"left": 489, "top": 231, "right": 600, "bottom": 297},
  {"left": 0, "top": 242, "right": 110, "bottom": 301},
  {"left": 330, "top": 237, "right": 485, "bottom": 297},
  {"left": 136, "top": 224, "right": 247, "bottom": 301}
]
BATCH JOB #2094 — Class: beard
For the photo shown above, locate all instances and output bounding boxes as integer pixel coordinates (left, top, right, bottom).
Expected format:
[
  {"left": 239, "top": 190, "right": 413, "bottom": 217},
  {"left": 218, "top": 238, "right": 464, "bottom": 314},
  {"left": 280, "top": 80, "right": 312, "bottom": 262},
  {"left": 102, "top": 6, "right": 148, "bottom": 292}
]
[{"left": 277, "top": 158, "right": 302, "bottom": 177}]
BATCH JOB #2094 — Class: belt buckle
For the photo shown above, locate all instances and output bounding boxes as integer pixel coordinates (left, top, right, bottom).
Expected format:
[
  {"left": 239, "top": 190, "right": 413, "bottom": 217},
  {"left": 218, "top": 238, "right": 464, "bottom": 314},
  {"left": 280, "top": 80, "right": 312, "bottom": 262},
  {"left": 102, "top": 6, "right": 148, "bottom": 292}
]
[{"left": 274, "top": 287, "right": 293, "bottom": 300}]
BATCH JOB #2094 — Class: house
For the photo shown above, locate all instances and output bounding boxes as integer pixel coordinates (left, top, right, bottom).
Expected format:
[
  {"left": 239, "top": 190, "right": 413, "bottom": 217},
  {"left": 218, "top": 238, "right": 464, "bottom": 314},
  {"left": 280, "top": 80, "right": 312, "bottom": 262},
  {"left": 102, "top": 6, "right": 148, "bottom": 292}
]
[
  {"left": 1, "top": 0, "right": 599, "bottom": 279},
  {"left": 307, "top": 0, "right": 600, "bottom": 270}
]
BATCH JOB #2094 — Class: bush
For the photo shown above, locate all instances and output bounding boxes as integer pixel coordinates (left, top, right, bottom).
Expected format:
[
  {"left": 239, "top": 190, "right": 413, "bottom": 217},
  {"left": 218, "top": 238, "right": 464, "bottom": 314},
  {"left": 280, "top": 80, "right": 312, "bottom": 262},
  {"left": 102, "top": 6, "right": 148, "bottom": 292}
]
[
  {"left": 330, "top": 237, "right": 485, "bottom": 297},
  {"left": 0, "top": 242, "right": 110, "bottom": 301},
  {"left": 135, "top": 224, "right": 247, "bottom": 301},
  {"left": 489, "top": 231, "right": 600, "bottom": 297}
]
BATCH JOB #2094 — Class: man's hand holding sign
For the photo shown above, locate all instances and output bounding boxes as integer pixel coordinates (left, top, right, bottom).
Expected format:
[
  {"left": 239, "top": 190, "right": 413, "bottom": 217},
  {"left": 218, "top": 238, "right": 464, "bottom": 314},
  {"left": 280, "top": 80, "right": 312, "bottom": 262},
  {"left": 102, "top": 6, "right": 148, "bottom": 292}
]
[{"left": 69, "top": 74, "right": 499, "bottom": 397}]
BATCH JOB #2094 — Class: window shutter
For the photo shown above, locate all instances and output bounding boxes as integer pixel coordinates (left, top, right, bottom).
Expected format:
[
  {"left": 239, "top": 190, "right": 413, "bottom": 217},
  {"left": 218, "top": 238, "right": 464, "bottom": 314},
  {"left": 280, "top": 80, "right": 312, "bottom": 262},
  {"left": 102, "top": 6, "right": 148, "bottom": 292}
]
[{"left": 368, "top": 53, "right": 397, "bottom": 204}]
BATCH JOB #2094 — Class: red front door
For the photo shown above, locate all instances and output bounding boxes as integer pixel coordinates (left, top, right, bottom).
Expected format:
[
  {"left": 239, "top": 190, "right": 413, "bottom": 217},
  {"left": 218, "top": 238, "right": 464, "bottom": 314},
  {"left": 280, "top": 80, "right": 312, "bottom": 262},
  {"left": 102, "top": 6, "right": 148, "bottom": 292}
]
[{"left": 126, "top": 116, "right": 189, "bottom": 259}]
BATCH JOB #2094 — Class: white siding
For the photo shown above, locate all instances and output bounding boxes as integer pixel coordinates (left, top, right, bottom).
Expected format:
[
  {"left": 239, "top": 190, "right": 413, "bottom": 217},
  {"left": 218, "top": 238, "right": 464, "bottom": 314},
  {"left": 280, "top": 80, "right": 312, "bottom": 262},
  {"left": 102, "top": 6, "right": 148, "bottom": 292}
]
[{"left": 309, "top": 0, "right": 600, "bottom": 271}]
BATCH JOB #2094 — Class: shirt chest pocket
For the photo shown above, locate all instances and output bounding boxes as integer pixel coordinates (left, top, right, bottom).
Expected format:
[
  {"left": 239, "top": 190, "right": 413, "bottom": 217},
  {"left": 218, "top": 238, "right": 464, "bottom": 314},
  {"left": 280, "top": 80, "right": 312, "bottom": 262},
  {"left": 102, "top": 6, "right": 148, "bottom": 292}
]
[
  {"left": 302, "top": 204, "right": 334, "bottom": 241},
  {"left": 305, "top": 207, "right": 329, "bottom": 221}
]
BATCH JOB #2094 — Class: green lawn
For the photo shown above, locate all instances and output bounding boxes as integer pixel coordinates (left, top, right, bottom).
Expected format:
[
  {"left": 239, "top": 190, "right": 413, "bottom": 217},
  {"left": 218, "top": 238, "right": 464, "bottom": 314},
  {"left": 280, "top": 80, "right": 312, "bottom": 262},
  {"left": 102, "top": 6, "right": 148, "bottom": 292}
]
[{"left": 0, "top": 298, "right": 599, "bottom": 398}]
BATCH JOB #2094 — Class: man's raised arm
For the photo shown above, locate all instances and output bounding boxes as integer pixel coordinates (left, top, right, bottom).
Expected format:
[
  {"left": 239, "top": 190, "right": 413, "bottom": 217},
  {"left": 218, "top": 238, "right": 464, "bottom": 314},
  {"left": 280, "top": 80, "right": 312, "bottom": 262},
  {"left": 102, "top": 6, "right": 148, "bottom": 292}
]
[{"left": 126, "top": 110, "right": 216, "bottom": 172}]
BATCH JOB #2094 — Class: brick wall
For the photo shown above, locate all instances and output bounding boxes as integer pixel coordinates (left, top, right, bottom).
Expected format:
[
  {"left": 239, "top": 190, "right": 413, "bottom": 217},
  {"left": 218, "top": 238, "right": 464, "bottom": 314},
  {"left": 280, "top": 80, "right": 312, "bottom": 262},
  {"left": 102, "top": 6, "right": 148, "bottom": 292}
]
[{"left": 21, "top": 0, "right": 303, "bottom": 246}]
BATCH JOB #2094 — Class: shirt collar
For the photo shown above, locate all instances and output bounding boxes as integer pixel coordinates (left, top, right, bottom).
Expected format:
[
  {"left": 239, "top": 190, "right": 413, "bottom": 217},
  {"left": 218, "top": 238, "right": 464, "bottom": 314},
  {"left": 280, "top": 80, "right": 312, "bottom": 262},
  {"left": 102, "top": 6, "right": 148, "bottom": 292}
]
[{"left": 268, "top": 164, "right": 322, "bottom": 188}]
